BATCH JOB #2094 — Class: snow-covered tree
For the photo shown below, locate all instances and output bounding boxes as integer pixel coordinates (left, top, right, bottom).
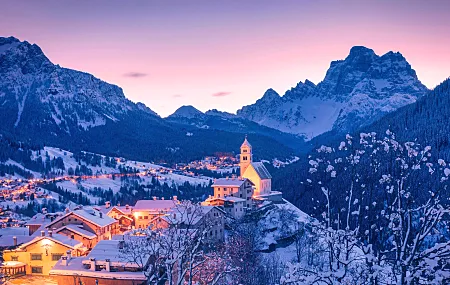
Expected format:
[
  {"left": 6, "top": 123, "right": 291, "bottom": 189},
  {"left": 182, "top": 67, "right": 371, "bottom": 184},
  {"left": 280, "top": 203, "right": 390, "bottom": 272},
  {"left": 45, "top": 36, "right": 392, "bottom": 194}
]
[
  {"left": 119, "top": 200, "right": 233, "bottom": 285},
  {"left": 283, "top": 131, "right": 450, "bottom": 285}
]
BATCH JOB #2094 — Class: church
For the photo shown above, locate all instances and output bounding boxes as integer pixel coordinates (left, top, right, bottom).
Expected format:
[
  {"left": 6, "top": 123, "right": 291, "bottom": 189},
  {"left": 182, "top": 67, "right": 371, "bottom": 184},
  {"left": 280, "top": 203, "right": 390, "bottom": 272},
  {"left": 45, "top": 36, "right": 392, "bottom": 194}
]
[
  {"left": 239, "top": 137, "right": 272, "bottom": 197},
  {"left": 202, "top": 137, "right": 282, "bottom": 219}
]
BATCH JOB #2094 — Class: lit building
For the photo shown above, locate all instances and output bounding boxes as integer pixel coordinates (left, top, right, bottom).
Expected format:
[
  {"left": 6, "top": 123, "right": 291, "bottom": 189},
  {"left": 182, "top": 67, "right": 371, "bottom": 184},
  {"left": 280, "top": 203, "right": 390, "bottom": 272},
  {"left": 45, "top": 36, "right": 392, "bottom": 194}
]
[
  {"left": 239, "top": 137, "right": 272, "bottom": 197},
  {"left": 96, "top": 202, "right": 134, "bottom": 232},
  {"left": 45, "top": 207, "right": 119, "bottom": 249},
  {"left": 202, "top": 196, "right": 246, "bottom": 219},
  {"left": 132, "top": 198, "right": 180, "bottom": 229},
  {"left": 50, "top": 240, "right": 148, "bottom": 285},
  {"left": 151, "top": 205, "right": 226, "bottom": 243},
  {"left": 1, "top": 231, "right": 86, "bottom": 275},
  {"left": 211, "top": 177, "right": 254, "bottom": 208}
]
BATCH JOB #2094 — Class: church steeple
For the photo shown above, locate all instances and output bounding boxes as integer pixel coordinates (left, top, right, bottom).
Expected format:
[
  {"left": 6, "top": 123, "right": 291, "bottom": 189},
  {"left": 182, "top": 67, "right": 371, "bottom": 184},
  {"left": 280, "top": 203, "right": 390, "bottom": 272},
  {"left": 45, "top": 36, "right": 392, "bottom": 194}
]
[{"left": 240, "top": 136, "right": 252, "bottom": 177}]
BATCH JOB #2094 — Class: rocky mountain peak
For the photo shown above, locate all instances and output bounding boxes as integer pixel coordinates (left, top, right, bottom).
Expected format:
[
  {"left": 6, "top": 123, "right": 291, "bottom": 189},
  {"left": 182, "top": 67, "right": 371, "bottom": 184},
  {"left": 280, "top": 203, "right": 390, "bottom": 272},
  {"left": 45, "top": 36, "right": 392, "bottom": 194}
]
[
  {"left": 237, "top": 46, "right": 428, "bottom": 139},
  {"left": 261, "top": 88, "right": 280, "bottom": 102},
  {"left": 168, "top": 105, "right": 204, "bottom": 119}
]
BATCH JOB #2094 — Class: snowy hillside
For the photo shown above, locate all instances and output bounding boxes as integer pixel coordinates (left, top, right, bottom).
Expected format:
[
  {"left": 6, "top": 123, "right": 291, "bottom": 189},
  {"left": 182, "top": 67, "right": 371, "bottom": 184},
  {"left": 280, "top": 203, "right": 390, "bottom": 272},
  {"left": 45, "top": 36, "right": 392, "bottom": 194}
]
[{"left": 237, "top": 46, "right": 428, "bottom": 140}]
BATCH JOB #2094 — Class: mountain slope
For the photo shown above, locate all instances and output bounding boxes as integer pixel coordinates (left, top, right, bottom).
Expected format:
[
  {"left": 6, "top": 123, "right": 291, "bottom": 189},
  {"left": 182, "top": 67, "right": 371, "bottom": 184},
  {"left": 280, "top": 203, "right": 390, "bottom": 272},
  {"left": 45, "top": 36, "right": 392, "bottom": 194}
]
[
  {"left": 166, "top": 105, "right": 306, "bottom": 152},
  {"left": 272, "top": 77, "right": 450, "bottom": 216},
  {"left": 237, "top": 46, "right": 428, "bottom": 139},
  {"left": 0, "top": 37, "right": 296, "bottom": 162}
]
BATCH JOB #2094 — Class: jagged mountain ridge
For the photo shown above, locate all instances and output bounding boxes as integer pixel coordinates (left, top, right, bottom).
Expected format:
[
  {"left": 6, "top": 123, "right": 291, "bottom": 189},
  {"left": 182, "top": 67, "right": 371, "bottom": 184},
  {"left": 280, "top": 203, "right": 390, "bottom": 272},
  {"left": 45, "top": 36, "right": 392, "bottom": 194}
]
[
  {"left": 0, "top": 36, "right": 296, "bottom": 162},
  {"left": 0, "top": 36, "right": 158, "bottom": 134},
  {"left": 237, "top": 46, "right": 428, "bottom": 139}
]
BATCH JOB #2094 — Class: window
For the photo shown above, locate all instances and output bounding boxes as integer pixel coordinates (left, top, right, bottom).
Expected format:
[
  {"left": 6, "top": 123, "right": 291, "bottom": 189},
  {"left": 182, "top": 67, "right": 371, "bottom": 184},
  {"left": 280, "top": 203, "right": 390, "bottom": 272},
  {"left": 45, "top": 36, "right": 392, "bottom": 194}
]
[
  {"left": 31, "top": 254, "right": 42, "bottom": 261},
  {"left": 243, "top": 149, "right": 247, "bottom": 153},
  {"left": 31, "top": 266, "right": 43, "bottom": 274},
  {"left": 71, "top": 234, "right": 75, "bottom": 239},
  {"left": 11, "top": 256, "right": 18, "bottom": 261},
  {"left": 243, "top": 156, "right": 247, "bottom": 161},
  {"left": 52, "top": 254, "right": 63, "bottom": 261},
  {"left": 144, "top": 216, "right": 148, "bottom": 219}
]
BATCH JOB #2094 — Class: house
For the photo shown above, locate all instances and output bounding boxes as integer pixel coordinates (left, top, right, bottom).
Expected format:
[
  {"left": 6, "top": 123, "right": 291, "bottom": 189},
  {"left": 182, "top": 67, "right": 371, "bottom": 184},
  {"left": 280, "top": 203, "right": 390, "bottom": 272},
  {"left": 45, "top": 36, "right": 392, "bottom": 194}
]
[
  {"left": 132, "top": 198, "right": 180, "bottom": 229},
  {"left": 151, "top": 205, "right": 225, "bottom": 243},
  {"left": 202, "top": 196, "right": 246, "bottom": 219},
  {"left": 240, "top": 137, "right": 272, "bottom": 197},
  {"left": 211, "top": 177, "right": 254, "bottom": 208},
  {"left": 45, "top": 207, "right": 119, "bottom": 249},
  {"left": 96, "top": 202, "right": 134, "bottom": 231},
  {"left": 1, "top": 230, "right": 86, "bottom": 275},
  {"left": 50, "top": 240, "right": 148, "bottom": 285}
]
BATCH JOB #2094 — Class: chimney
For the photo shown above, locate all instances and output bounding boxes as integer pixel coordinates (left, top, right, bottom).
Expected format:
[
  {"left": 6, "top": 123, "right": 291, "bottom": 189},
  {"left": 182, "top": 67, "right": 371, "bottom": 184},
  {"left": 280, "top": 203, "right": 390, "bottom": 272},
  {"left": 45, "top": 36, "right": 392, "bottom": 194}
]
[
  {"left": 90, "top": 258, "right": 96, "bottom": 271},
  {"left": 153, "top": 196, "right": 157, "bottom": 200},
  {"left": 162, "top": 197, "right": 164, "bottom": 200},
  {"left": 173, "top": 196, "right": 178, "bottom": 201},
  {"left": 61, "top": 250, "right": 71, "bottom": 266},
  {"left": 118, "top": 240, "right": 125, "bottom": 249},
  {"left": 99, "top": 212, "right": 103, "bottom": 218},
  {"left": 125, "top": 204, "right": 129, "bottom": 210},
  {"left": 41, "top": 231, "right": 45, "bottom": 237},
  {"left": 13, "top": 236, "right": 17, "bottom": 246},
  {"left": 48, "top": 230, "right": 53, "bottom": 237},
  {"left": 105, "top": 258, "right": 111, "bottom": 272},
  {"left": 65, "top": 207, "right": 70, "bottom": 214},
  {"left": 105, "top": 201, "right": 111, "bottom": 209}
]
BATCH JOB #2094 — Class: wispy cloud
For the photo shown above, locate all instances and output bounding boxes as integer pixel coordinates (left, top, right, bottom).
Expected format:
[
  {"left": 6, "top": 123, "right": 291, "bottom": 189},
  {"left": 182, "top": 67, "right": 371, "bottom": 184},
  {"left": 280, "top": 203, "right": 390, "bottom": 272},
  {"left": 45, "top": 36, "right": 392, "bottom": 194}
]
[
  {"left": 212, "top": 91, "right": 231, "bottom": 97},
  {"left": 172, "top": 94, "right": 183, "bottom": 98},
  {"left": 123, "top": 72, "right": 148, "bottom": 78}
]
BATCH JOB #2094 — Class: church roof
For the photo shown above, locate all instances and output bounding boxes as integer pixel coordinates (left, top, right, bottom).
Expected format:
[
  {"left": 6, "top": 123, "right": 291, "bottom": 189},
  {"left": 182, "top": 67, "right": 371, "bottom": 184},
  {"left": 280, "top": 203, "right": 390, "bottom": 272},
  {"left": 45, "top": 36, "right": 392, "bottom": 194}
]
[
  {"left": 241, "top": 137, "right": 252, "bottom": 148},
  {"left": 251, "top": 162, "right": 272, "bottom": 179}
]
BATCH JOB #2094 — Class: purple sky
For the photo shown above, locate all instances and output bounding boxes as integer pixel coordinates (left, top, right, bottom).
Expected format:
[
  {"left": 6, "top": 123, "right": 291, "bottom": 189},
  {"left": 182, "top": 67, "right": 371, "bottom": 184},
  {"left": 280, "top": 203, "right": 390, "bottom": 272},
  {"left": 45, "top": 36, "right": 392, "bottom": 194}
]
[{"left": 1, "top": 0, "right": 449, "bottom": 116}]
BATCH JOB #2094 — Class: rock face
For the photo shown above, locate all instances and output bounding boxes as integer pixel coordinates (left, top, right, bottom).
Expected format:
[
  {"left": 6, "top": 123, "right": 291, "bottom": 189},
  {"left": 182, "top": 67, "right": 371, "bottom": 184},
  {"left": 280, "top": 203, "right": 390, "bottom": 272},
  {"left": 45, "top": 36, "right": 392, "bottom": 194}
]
[
  {"left": 237, "top": 46, "right": 428, "bottom": 139},
  {"left": 0, "top": 36, "right": 158, "bottom": 136}
]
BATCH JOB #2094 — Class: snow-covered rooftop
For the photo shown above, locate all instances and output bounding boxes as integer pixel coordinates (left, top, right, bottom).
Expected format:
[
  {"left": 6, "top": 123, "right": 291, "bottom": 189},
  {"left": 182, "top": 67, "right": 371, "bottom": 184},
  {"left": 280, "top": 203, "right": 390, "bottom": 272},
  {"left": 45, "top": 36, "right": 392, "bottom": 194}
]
[
  {"left": 0, "top": 227, "right": 29, "bottom": 236},
  {"left": 47, "top": 207, "right": 117, "bottom": 229},
  {"left": 17, "top": 234, "right": 84, "bottom": 250},
  {"left": 212, "top": 178, "right": 247, "bottom": 187},
  {"left": 56, "top": 225, "right": 97, "bottom": 239},
  {"left": 50, "top": 257, "right": 146, "bottom": 281},
  {"left": 133, "top": 199, "right": 178, "bottom": 211},
  {"left": 251, "top": 162, "right": 272, "bottom": 179},
  {"left": 0, "top": 235, "right": 33, "bottom": 248}
]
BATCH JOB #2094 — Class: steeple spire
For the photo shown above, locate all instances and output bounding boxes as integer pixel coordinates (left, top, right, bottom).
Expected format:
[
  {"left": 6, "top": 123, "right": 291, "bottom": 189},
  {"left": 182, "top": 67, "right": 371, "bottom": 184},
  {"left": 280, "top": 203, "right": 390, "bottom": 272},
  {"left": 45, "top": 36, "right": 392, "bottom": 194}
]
[{"left": 240, "top": 136, "right": 252, "bottom": 176}]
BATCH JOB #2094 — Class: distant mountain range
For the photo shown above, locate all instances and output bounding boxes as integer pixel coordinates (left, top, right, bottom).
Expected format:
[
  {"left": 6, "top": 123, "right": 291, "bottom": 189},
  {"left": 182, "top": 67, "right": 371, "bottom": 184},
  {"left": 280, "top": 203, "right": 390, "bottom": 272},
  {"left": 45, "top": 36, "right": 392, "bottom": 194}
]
[
  {"left": 0, "top": 36, "right": 436, "bottom": 164},
  {"left": 237, "top": 46, "right": 428, "bottom": 139},
  {"left": 0, "top": 36, "right": 298, "bottom": 163}
]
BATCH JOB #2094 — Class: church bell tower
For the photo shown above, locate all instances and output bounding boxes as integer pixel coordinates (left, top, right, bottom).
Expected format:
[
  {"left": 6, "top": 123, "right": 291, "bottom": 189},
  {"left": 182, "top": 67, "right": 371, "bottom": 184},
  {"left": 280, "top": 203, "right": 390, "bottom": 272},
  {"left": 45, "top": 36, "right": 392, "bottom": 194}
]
[{"left": 240, "top": 136, "right": 252, "bottom": 177}]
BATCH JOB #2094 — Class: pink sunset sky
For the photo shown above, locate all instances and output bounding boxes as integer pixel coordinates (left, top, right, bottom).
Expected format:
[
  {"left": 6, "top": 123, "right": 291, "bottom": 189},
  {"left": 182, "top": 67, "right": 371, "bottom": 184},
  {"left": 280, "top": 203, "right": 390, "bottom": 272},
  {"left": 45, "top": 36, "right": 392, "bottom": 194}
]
[{"left": 1, "top": 0, "right": 449, "bottom": 117}]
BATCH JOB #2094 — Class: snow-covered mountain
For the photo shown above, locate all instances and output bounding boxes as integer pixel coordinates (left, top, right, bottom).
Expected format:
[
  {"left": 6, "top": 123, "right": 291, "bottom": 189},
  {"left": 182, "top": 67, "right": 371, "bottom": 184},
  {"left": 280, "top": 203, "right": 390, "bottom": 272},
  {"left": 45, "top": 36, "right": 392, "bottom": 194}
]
[
  {"left": 0, "top": 36, "right": 297, "bottom": 162},
  {"left": 237, "top": 46, "right": 428, "bottom": 140},
  {"left": 0, "top": 36, "right": 158, "bottom": 134}
]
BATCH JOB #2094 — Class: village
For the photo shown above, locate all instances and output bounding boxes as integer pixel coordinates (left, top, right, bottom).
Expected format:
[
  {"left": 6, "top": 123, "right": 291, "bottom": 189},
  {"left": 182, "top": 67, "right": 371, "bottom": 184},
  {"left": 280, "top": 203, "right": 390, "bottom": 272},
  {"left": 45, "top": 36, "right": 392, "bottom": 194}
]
[{"left": 0, "top": 138, "right": 285, "bottom": 285}]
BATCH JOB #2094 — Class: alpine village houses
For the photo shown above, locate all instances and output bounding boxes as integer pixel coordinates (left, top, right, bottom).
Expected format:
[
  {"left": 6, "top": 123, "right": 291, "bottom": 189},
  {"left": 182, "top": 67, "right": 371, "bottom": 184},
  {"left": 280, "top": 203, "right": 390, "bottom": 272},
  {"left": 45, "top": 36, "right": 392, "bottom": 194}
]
[{"left": 1, "top": 138, "right": 281, "bottom": 284}]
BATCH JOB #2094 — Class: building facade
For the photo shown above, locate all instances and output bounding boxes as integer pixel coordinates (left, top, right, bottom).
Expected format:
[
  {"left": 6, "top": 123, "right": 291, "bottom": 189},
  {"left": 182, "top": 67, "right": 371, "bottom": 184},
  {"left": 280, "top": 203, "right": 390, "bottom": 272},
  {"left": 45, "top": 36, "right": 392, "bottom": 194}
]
[
  {"left": 2, "top": 231, "right": 85, "bottom": 275},
  {"left": 240, "top": 138, "right": 272, "bottom": 197}
]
